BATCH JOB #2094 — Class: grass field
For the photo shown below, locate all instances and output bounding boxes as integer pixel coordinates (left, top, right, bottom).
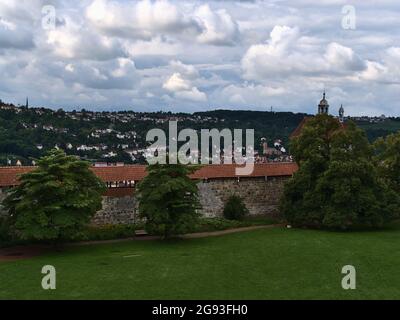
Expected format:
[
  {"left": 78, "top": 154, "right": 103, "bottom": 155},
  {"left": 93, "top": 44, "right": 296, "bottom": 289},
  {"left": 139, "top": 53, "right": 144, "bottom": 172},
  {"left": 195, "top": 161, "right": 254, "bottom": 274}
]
[{"left": 0, "top": 223, "right": 399, "bottom": 300}]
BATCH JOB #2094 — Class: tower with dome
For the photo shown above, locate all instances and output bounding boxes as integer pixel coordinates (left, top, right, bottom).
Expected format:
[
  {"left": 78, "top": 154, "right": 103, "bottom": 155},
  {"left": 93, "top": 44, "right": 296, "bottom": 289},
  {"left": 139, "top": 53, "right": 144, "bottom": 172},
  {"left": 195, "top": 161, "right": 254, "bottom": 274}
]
[{"left": 318, "top": 91, "right": 329, "bottom": 114}]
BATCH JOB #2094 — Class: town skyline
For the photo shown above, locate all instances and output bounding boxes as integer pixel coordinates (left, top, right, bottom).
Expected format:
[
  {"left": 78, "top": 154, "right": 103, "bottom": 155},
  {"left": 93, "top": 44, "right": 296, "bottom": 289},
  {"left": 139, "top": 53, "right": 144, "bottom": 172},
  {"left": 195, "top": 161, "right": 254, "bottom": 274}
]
[{"left": 1, "top": 93, "right": 394, "bottom": 118}]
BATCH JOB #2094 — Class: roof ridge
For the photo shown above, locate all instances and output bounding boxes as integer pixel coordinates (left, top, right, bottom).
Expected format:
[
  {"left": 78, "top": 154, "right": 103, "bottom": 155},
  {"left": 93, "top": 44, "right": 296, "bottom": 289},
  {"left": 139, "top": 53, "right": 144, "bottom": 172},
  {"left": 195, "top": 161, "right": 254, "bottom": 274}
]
[{"left": 0, "top": 163, "right": 298, "bottom": 187}]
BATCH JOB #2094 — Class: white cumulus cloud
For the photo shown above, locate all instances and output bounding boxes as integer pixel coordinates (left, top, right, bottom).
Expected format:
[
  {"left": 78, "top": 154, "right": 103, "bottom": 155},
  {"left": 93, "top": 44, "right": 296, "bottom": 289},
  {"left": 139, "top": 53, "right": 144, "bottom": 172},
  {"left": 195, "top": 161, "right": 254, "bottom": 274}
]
[
  {"left": 195, "top": 4, "right": 239, "bottom": 46},
  {"left": 163, "top": 62, "right": 207, "bottom": 102}
]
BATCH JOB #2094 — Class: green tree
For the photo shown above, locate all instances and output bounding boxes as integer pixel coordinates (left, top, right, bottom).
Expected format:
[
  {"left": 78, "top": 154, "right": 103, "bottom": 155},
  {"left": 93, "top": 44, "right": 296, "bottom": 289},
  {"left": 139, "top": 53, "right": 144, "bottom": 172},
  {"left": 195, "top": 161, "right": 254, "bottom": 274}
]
[
  {"left": 281, "top": 115, "right": 399, "bottom": 229},
  {"left": 281, "top": 115, "right": 342, "bottom": 227},
  {"left": 223, "top": 195, "right": 249, "bottom": 220},
  {"left": 137, "top": 163, "right": 201, "bottom": 239},
  {"left": 3, "top": 149, "right": 106, "bottom": 246},
  {"left": 374, "top": 132, "right": 400, "bottom": 193}
]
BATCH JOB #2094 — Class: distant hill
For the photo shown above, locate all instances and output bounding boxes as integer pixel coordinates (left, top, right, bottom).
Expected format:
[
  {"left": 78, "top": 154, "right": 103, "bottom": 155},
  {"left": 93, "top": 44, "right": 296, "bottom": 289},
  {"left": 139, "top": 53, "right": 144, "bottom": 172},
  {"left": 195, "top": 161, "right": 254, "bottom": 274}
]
[
  {"left": 356, "top": 119, "right": 400, "bottom": 141},
  {"left": 0, "top": 101, "right": 399, "bottom": 165}
]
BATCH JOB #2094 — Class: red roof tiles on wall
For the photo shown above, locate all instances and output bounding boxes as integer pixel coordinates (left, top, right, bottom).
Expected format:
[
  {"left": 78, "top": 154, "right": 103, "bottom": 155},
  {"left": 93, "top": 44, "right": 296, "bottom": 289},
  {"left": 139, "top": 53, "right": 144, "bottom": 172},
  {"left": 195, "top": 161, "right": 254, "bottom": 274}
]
[
  {"left": 0, "top": 167, "right": 36, "bottom": 187},
  {"left": 190, "top": 163, "right": 298, "bottom": 179},
  {"left": 0, "top": 163, "right": 298, "bottom": 187},
  {"left": 92, "top": 166, "right": 147, "bottom": 182}
]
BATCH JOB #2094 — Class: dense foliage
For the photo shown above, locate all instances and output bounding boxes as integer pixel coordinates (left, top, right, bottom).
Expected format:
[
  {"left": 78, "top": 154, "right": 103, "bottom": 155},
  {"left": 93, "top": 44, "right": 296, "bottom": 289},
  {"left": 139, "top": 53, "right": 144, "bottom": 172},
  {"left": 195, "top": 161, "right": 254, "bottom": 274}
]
[
  {"left": 281, "top": 115, "right": 400, "bottom": 229},
  {"left": 137, "top": 163, "right": 201, "bottom": 238},
  {"left": 374, "top": 131, "right": 400, "bottom": 193},
  {"left": 0, "top": 217, "right": 12, "bottom": 244},
  {"left": 223, "top": 195, "right": 249, "bottom": 220},
  {"left": 3, "top": 149, "right": 106, "bottom": 245}
]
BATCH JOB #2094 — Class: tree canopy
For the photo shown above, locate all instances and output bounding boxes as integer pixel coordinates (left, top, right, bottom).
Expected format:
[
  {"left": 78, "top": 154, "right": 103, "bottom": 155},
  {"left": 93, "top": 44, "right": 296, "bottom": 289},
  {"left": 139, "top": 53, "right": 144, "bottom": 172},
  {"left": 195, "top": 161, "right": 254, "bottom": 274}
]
[
  {"left": 137, "top": 162, "right": 201, "bottom": 238},
  {"left": 374, "top": 131, "right": 400, "bottom": 193},
  {"left": 281, "top": 115, "right": 400, "bottom": 229},
  {"left": 3, "top": 149, "right": 106, "bottom": 244}
]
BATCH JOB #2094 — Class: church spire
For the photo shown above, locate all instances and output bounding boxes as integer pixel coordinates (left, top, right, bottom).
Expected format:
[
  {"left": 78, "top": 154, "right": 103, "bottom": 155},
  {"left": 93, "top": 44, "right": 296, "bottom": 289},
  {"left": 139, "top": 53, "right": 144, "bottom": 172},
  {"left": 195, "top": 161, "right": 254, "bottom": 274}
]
[
  {"left": 25, "top": 97, "right": 29, "bottom": 108},
  {"left": 318, "top": 91, "right": 329, "bottom": 114}
]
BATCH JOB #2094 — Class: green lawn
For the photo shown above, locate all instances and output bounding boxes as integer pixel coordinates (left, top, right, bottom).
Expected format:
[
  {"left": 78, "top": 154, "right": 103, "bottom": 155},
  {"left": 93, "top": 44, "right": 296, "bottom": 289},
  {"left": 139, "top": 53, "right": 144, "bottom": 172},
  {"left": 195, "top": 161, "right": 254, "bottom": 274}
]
[{"left": 1, "top": 224, "right": 399, "bottom": 300}]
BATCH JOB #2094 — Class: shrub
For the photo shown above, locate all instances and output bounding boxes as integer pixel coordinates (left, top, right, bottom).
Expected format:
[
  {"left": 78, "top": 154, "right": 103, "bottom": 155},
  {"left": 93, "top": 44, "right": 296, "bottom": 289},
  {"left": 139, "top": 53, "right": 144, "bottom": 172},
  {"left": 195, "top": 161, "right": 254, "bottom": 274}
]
[
  {"left": 78, "top": 224, "right": 140, "bottom": 241},
  {"left": 223, "top": 195, "right": 249, "bottom": 220},
  {"left": 194, "top": 218, "right": 244, "bottom": 232},
  {"left": 192, "top": 216, "right": 278, "bottom": 233}
]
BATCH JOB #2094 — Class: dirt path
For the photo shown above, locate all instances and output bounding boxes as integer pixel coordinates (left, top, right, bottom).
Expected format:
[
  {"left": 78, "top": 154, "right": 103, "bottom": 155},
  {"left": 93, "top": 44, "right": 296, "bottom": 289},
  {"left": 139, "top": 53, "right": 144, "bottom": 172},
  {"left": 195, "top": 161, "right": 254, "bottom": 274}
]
[
  {"left": 182, "top": 224, "right": 283, "bottom": 239},
  {"left": 0, "top": 245, "right": 52, "bottom": 262},
  {"left": 0, "top": 224, "right": 283, "bottom": 262}
]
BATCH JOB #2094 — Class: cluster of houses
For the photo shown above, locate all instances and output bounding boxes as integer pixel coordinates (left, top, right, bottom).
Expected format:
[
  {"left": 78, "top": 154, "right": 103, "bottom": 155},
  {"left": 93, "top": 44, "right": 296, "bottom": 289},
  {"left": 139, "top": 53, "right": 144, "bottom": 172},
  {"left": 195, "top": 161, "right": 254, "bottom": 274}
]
[
  {"left": 1, "top": 101, "right": 220, "bottom": 124},
  {"left": 1, "top": 95, "right": 393, "bottom": 167},
  {"left": 255, "top": 138, "right": 292, "bottom": 163},
  {"left": 0, "top": 97, "right": 317, "bottom": 166},
  {"left": 351, "top": 115, "right": 387, "bottom": 123},
  {"left": 37, "top": 143, "right": 137, "bottom": 160},
  {"left": 0, "top": 101, "right": 224, "bottom": 164},
  {"left": 31, "top": 126, "right": 141, "bottom": 160},
  {"left": 63, "top": 109, "right": 220, "bottom": 125}
]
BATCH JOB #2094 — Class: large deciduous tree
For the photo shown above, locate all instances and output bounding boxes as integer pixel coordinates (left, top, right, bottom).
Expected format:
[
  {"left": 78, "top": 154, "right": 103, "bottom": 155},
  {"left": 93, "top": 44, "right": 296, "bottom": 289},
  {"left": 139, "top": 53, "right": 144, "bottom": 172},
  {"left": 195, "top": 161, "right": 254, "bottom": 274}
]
[
  {"left": 281, "top": 115, "right": 399, "bottom": 229},
  {"left": 374, "top": 132, "right": 400, "bottom": 193},
  {"left": 137, "top": 163, "right": 201, "bottom": 239},
  {"left": 3, "top": 149, "right": 106, "bottom": 245}
]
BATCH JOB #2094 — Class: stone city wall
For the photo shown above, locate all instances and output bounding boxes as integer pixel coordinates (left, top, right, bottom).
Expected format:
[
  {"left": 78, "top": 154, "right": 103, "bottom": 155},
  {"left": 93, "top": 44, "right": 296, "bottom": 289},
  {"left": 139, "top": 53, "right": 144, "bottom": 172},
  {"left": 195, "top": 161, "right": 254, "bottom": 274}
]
[
  {"left": 197, "top": 176, "right": 288, "bottom": 219},
  {"left": 91, "top": 176, "right": 289, "bottom": 225},
  {"left": 0, "top": 176, "right": 290, "bottom": 225}
]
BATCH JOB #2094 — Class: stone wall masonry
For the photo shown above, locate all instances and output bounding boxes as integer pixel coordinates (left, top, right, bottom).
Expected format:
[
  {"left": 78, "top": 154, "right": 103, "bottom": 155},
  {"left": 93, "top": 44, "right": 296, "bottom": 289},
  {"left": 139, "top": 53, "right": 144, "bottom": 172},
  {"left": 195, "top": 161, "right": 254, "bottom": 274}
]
[
  {"left": 0, "top": 176, "right": 290, "bottom": 226},
  {"left": 91, "top": 196, "right": 138, "bottom": 226},
  {"left": 197, "top": 176, "right": 288, "bottom": 219}
]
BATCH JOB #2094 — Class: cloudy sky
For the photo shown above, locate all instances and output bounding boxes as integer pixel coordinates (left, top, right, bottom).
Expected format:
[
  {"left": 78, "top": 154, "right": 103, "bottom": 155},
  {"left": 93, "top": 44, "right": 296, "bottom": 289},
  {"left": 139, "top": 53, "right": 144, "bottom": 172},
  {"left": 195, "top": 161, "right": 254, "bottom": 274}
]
[{"left": 0, "top": 0, "right": 399, "bottom": 115}]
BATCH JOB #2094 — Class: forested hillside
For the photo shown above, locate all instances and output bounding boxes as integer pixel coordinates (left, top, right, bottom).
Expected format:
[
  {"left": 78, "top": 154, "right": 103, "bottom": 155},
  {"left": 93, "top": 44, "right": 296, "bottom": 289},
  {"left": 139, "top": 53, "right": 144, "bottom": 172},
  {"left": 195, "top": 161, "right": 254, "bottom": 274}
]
[{"left": 0, "top": 101, "right": 399, "bottom": 166}]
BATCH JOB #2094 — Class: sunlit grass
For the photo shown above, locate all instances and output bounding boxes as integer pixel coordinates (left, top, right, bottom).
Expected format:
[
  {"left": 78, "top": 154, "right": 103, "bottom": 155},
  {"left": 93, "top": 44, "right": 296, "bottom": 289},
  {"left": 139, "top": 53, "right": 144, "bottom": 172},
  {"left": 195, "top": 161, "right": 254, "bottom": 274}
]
[{"left": 1, "top": 223, "right": 399, "bottom": 300}]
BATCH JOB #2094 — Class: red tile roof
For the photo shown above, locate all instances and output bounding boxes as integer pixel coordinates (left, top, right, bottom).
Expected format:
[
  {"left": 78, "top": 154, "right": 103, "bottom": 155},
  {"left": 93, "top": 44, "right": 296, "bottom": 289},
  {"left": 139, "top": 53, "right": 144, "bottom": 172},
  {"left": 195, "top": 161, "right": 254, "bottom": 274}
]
[
  {"left": 190, "top": 163, "right": 298, "bottom": 179},
  {"left": 290, "top": 116, "right": 348, "bottom": 139},
  {"left": 93, "top": 165, "right": 147, "bottom": 182},
  {"left": 0, "top": 166, "right": 36, "bottom": 187},
  {"left": 0, "top": 163, "right": 298, "bottom": 187},
  {"left": 290, "top": 117, "right": 312, "bottom": 138}
]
